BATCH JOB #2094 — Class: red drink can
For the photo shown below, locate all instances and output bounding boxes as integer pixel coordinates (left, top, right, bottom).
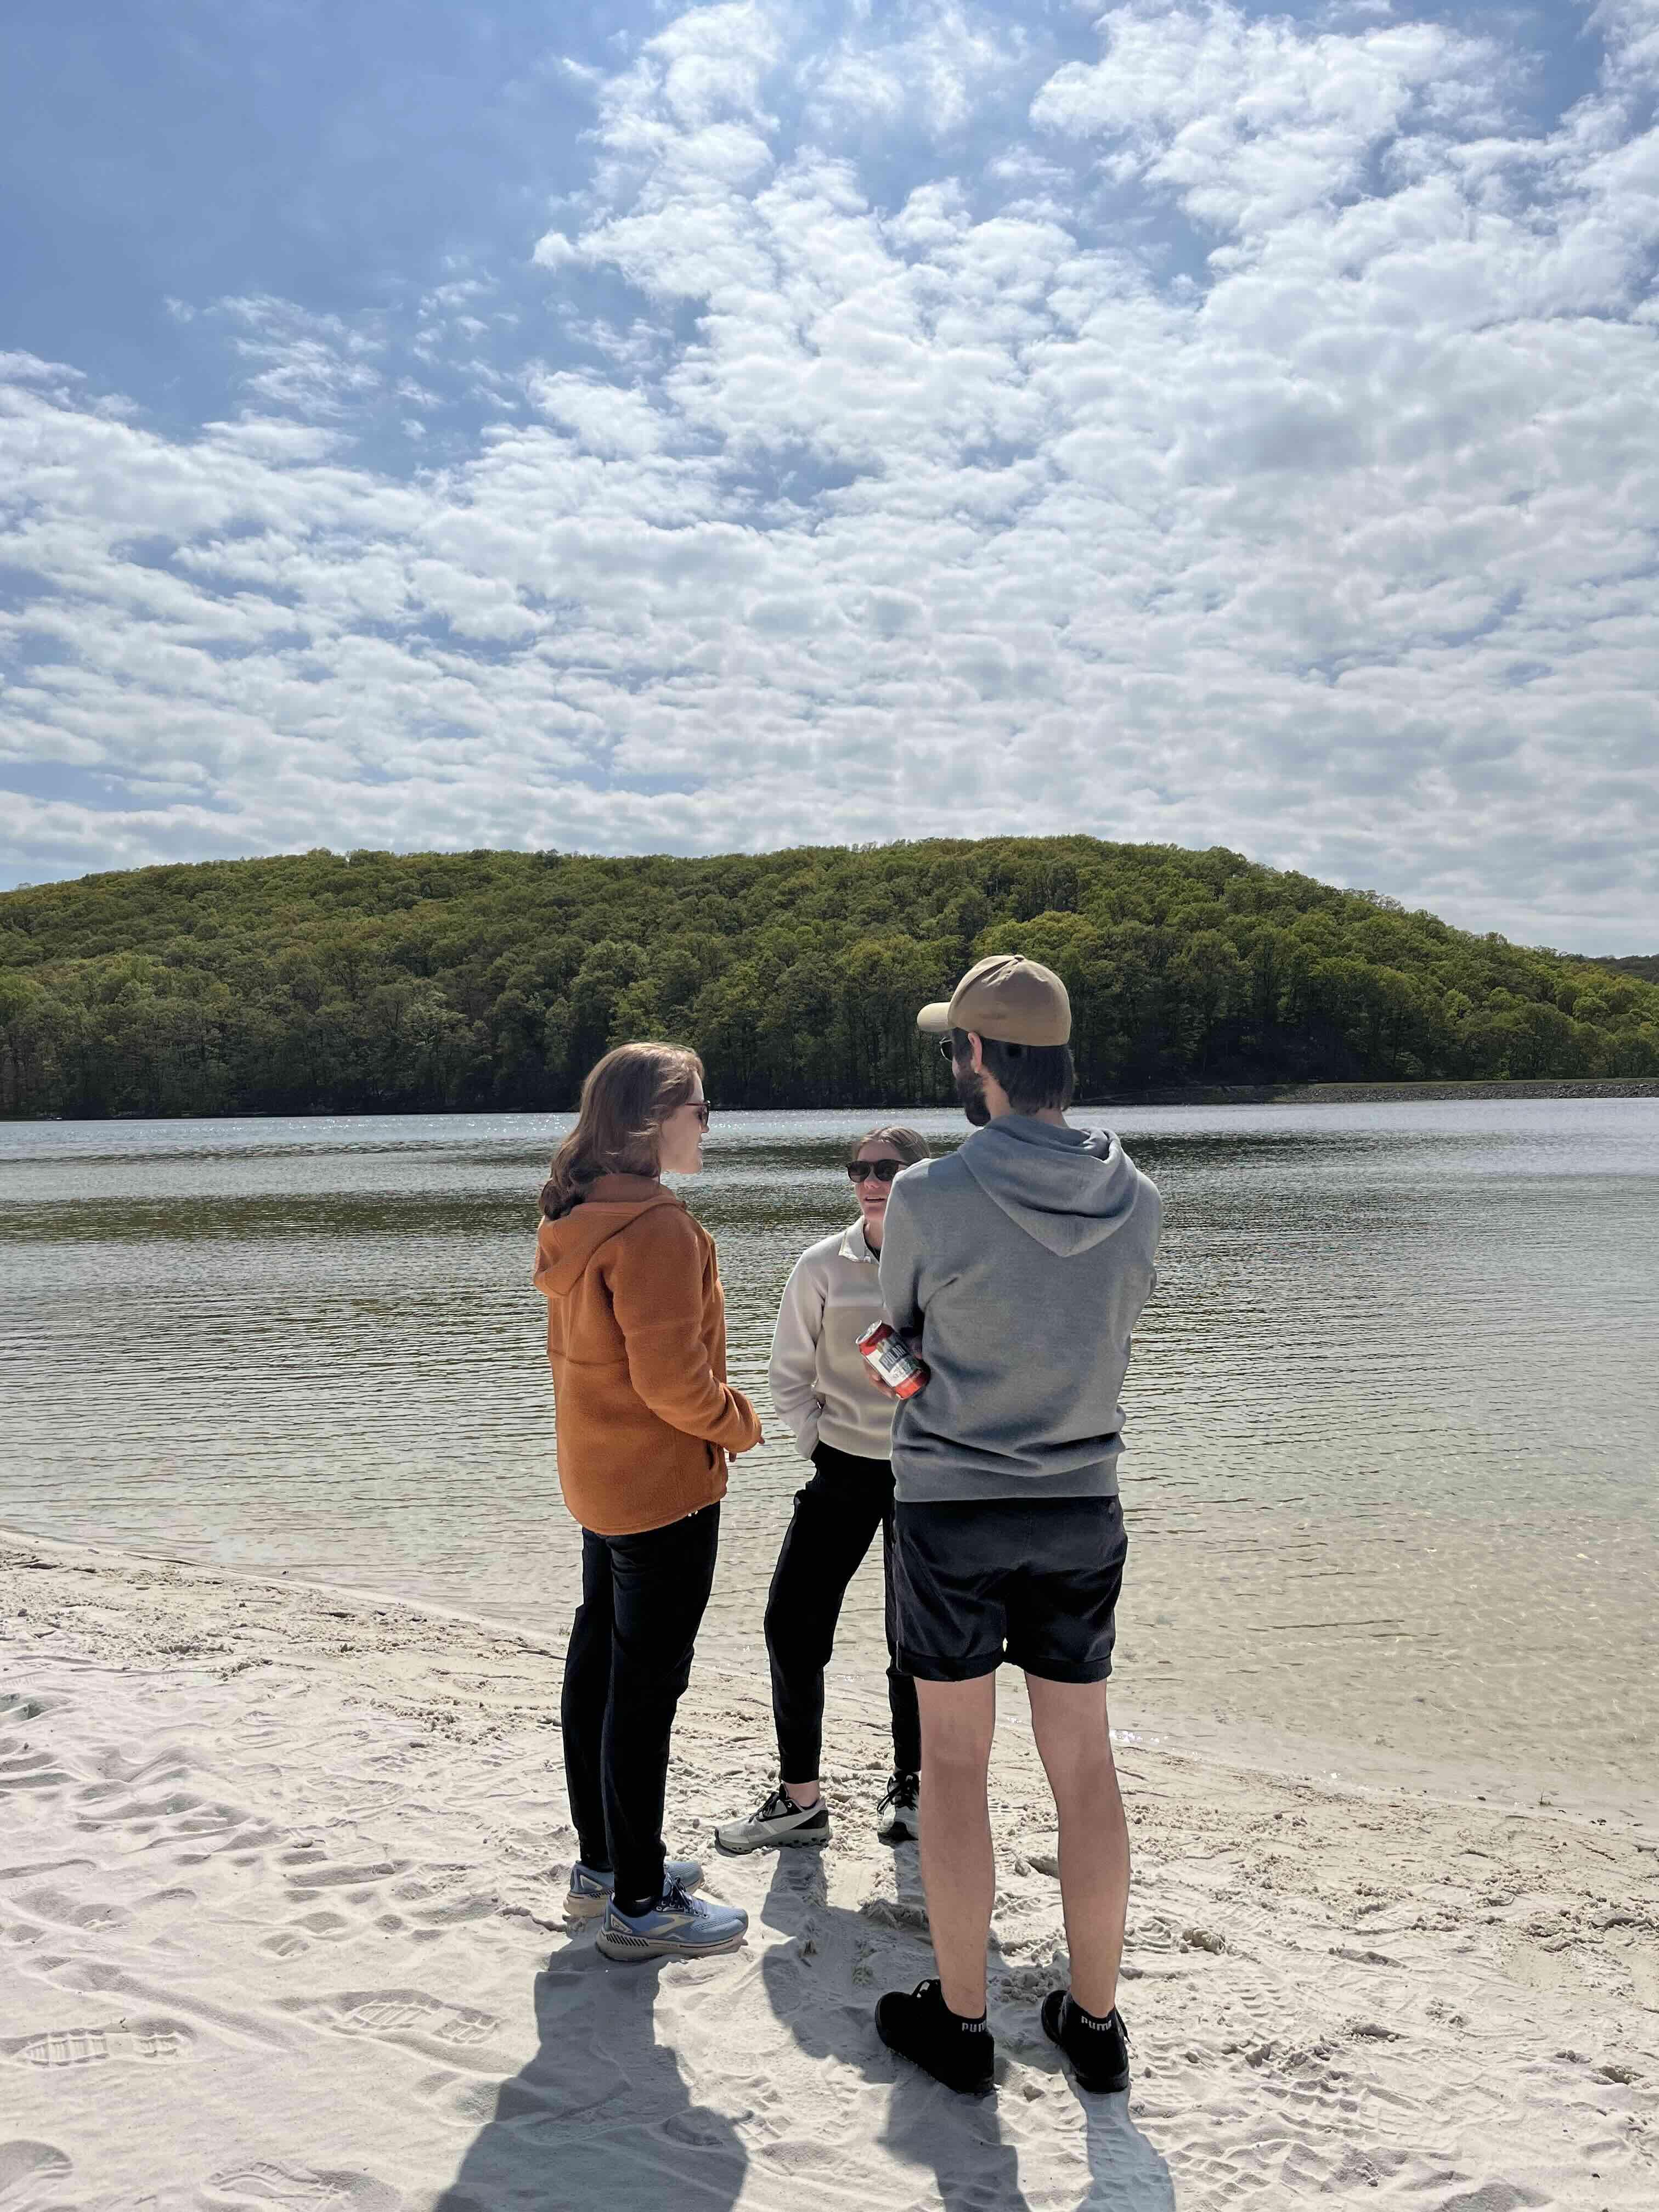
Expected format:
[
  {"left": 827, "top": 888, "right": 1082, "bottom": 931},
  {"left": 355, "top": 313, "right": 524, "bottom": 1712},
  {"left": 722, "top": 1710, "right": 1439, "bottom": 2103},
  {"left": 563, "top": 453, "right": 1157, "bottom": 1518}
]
[{"left": 857, "top": 1321, "right": 930, "bottom": 1399}]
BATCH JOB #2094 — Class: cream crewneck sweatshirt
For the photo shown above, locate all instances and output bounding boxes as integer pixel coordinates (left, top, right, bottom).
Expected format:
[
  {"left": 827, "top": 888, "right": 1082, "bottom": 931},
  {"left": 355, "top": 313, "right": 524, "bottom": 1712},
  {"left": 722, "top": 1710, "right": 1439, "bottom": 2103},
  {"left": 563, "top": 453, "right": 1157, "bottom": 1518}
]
[{"left": 768, "top": 1220, "right": 895, "bottom": 1463}]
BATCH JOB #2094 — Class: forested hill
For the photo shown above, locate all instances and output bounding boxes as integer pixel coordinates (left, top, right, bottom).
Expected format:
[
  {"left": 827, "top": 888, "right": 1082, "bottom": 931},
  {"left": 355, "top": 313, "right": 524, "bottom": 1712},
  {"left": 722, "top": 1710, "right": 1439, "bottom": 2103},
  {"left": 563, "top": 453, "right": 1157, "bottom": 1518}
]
[
  {"left": 1593, "top": 953, "right": 1659, "bottom": 986},
  {"left": 2, "top": 839, "right": 1656, "bottom": 1117}
]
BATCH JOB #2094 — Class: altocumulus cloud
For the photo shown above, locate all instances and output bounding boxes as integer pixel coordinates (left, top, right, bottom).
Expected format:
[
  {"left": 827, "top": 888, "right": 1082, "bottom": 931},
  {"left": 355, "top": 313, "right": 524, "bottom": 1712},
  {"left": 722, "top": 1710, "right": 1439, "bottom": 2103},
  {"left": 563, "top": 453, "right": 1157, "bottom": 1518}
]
[{"left": 2, "top": 0, "right": 1657, "bottom": 947}]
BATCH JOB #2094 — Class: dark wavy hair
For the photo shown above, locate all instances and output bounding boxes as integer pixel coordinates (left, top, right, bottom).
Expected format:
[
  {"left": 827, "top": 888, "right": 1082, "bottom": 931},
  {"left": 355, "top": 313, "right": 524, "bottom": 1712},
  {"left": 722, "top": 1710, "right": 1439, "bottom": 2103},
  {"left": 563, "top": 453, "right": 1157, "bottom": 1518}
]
[
  {"left": 950, "top": 1029, "right": 1075, "bottom": 1113},
  {"left": 540, "top": 1042, "right": 704, "bottom": 1220}
]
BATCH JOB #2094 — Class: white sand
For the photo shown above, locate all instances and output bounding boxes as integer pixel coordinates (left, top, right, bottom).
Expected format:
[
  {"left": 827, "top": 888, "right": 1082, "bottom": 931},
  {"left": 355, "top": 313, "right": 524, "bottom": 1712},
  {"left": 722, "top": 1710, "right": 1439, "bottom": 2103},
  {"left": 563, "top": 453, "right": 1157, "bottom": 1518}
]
[{"left": 1, "top": 1530, "right": 1655, "bottom": 2211}]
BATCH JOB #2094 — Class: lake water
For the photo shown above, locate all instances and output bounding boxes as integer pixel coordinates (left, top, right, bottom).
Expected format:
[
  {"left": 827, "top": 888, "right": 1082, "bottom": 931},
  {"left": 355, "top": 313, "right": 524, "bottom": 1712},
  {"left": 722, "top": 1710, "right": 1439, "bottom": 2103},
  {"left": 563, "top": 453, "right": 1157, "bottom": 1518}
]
[{"left": 2, "top": 1103, "right": 1656, "bottom": 1819}]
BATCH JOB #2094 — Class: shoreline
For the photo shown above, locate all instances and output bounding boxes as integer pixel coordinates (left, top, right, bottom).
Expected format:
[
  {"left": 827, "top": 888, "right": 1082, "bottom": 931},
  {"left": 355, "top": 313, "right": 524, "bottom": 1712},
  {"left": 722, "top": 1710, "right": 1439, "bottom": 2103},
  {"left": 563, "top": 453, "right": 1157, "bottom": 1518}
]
[
  {"left": 7, "top": 1077, "right": 1659, "bottom": 1128},
  {"left": 2, "top": 1527, "right": 1655, "bottom": 2208},
  {"left": 8, "top": 1516, "right": 1652, "bottom": 1842},
  {"left": 1084, "top": 1077, "right": 1659, "bottom": 1106}
]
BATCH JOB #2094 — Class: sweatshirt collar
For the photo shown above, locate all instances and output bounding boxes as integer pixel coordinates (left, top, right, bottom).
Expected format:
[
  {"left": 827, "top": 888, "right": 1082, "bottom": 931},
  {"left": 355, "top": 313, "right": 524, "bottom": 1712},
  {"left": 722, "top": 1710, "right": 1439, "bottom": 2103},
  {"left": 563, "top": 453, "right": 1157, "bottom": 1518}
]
[
  {"left": 838, "top": 1221, "right": 878, "bottom": 1262},
  {"left": 968, "top": 1113, "right": 1098, "bottom": 1154},
  {"left": 583, "top": 1173, "right": 680, "bottom": 1206}
]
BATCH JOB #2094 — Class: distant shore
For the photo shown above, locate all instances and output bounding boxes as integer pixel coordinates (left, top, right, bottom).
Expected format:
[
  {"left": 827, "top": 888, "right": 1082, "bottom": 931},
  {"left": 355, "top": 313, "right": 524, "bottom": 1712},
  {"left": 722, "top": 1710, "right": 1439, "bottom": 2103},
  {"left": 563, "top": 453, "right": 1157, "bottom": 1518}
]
[
  {"left": 1086, "top": 1076, "right": 1659, "bottom": 1107},
  {"left": 8, "top": 1077, "right": 1659, "bottom": 1126}
]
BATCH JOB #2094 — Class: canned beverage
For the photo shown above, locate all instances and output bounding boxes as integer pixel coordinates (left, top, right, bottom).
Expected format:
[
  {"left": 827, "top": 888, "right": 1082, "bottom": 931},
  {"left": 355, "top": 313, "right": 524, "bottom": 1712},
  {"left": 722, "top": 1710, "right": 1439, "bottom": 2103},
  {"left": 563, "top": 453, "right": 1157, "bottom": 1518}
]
[{"left": 857, "top": 1321, "right": 930, "bottom": 1399}]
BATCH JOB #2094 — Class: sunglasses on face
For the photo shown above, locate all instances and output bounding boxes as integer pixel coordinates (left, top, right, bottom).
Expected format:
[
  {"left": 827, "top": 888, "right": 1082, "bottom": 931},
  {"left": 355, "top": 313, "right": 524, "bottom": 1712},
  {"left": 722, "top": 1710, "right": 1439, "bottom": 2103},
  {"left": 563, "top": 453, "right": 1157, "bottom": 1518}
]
[
  {"left": 847, "top": 1159, "right": 904, "bottom": 1185},
  {"left": 938, "top": 1038, "right": 960, "bottom": 1062},
  {"left": 688, "top": 1101, "right": 711, "bottom": 1128}
]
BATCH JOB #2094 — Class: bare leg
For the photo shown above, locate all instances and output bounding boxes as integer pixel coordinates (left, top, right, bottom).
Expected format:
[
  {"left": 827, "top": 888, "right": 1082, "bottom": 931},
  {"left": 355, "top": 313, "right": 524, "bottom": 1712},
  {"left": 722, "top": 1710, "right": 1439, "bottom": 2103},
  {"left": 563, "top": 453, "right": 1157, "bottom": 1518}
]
[
  {"left": 915, "top": 1675, "right": 998, "bottom": 2017},
  {"left": 1024, "top": 1675, "right": 1130, "bottom": 2017}
]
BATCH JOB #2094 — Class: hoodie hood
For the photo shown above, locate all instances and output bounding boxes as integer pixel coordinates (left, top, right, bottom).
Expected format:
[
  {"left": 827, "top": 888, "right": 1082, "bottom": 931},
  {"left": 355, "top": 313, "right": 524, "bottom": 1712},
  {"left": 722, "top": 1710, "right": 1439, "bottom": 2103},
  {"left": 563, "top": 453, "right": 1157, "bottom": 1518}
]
[
  {"left": 535, "top": 1175, "right": 682, "bottom": 1297},
  {"left": 956, "top": 1116, "right": 1150, "bottom": 1256}
]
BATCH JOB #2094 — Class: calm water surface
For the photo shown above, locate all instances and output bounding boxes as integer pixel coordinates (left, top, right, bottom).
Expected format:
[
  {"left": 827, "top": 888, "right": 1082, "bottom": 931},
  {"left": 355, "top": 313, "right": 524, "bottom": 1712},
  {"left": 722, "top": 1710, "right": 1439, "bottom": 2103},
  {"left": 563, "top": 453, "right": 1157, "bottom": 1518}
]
[{"left": 3, "top": 1104, "right": 1655, "bottom": 1815}]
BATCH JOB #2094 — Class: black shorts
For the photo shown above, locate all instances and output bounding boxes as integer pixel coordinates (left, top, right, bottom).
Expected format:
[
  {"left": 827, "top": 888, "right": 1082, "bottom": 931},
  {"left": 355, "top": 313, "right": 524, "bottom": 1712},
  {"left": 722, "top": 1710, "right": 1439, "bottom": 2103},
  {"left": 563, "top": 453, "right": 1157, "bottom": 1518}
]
[{"left": 893, "top": 1495, "right": 1128, "bottom": 1685}]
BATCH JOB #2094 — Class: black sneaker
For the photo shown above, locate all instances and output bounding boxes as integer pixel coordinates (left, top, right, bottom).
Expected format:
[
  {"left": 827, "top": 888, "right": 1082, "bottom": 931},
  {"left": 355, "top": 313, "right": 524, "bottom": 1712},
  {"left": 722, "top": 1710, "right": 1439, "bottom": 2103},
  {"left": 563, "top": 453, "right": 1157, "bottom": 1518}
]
[
  {"left": 876, "top": 1770, "right": 919, "bottom": 1843},
  {"left": 876, "top": 1978, "right": 994, "bottom": 2094},
  {"left": 1040, "top": 1990, "right": 1130, "bottom": 2094}
]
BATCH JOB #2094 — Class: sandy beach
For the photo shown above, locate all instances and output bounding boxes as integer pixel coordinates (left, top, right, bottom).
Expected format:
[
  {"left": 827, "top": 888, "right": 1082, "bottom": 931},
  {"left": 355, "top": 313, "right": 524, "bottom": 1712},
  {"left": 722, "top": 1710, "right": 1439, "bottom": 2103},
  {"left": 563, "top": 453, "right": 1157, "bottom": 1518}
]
[{"left": 1, "top": 1530, "right": 1654, "bottom": 2211}]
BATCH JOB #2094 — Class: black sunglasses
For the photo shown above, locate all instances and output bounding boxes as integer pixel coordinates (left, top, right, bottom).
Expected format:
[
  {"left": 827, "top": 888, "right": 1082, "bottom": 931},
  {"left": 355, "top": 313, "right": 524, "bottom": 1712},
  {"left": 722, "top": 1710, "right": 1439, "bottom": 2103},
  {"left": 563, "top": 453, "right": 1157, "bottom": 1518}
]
[
  {"left": 938, "top": 1037, "right": 960, "bottom": 1062},
  {"left": 847, "top": 1158, "right": 904, "bottom": 1184},
  {"left": 690, "top": 1102, "right": 711, "bottom": 1128}
]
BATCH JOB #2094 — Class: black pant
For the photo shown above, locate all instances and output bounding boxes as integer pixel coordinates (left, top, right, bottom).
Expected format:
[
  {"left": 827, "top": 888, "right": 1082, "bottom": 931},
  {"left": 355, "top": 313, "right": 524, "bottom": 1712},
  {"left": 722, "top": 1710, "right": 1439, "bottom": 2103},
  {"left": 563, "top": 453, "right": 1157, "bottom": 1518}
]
[
  {"left": 561, "top": 1502, "right": 720, "bottom": 1914},
  {"left": 764, "top": 1443, "right": 922, "bottom": 1784}
]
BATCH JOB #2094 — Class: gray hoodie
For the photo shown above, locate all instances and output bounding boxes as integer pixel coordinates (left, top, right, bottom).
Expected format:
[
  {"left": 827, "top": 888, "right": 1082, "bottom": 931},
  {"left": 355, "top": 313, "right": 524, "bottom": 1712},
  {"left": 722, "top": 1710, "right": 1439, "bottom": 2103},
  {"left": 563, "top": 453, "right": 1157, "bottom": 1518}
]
[{"left": 878, "top": 1115, "right": 1161, "bottom": 1504}]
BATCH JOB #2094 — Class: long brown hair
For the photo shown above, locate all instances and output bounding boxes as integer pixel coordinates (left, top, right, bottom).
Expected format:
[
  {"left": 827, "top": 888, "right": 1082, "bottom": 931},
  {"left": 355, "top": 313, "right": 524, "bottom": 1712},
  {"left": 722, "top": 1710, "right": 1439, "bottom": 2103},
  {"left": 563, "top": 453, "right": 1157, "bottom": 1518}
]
[{"left": 540, "top": 1042, "right": 705, "bottom": 1220}]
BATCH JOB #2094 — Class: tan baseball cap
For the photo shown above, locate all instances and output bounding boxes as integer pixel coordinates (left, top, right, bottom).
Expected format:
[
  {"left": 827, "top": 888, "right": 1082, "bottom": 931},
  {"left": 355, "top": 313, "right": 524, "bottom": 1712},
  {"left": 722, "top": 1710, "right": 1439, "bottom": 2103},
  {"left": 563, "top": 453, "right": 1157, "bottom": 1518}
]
[{"left": 916, "top": 953, "right": 1071, "bottom": 1046}]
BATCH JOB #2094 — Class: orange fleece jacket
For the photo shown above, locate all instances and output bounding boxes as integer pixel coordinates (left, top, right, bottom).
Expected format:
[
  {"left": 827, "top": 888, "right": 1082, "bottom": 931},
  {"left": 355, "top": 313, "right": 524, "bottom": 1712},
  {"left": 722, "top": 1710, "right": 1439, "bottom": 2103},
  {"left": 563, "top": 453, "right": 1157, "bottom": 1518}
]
[{"left": 534, "top": 1174, "right": 762, "bottom": 1537}]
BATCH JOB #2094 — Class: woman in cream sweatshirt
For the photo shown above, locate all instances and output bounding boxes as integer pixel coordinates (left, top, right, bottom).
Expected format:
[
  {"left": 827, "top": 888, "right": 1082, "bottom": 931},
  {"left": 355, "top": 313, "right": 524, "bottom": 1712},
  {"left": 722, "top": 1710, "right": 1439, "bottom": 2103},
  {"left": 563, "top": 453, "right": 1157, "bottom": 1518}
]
[{"left": 715, "top": 1125, "right": 929, "bottom": 1855}]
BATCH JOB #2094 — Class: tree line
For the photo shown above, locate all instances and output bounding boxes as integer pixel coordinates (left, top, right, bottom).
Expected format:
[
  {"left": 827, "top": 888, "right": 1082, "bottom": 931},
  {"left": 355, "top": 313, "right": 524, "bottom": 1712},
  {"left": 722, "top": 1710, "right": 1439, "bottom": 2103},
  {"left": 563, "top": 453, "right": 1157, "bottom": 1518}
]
[{"left": 1, "top": 838, "right": 1655, "bottom": 1118}]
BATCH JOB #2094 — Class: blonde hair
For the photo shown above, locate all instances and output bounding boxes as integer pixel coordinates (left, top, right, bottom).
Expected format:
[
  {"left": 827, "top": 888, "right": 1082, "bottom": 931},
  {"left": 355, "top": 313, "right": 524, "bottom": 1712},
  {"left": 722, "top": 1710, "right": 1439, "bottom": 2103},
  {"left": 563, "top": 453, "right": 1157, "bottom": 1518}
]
[{"left": 540, "top": 1042, "right": 704, "bottom": 1220}]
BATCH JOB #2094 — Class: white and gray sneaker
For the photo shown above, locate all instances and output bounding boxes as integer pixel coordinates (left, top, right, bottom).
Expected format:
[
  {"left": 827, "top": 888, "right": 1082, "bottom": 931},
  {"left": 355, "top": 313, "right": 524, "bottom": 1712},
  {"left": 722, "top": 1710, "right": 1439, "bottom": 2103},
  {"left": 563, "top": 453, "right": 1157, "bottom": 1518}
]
[
  {"left": 595, "top": 1880, "right": 749, "bottom": 1962},
  {"left": 877, "top": 1770, "right": 920, "bottom": 1844},
  {"left": 714, "top": 1784, "right": 831, "bottom": 1855},
  {"left": 565, "top": 1857, "right": 704, "bottom": 1920}
]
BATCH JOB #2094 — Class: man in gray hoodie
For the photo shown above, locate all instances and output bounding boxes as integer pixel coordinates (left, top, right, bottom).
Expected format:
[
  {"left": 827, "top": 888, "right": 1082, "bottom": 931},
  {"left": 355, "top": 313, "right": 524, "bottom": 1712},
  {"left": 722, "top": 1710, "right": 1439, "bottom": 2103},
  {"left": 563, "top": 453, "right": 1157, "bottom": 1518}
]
[{"left": 871, "top": 954, "right": 1161, "bottom": 2097}]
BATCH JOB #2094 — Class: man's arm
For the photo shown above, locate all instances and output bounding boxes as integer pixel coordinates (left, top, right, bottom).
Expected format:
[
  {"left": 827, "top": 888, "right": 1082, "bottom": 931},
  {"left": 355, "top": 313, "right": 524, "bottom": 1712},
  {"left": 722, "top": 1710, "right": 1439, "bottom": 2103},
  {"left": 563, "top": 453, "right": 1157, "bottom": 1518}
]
[{"left": 877, "top": 1172, "right": 925, "bottom": 1340}]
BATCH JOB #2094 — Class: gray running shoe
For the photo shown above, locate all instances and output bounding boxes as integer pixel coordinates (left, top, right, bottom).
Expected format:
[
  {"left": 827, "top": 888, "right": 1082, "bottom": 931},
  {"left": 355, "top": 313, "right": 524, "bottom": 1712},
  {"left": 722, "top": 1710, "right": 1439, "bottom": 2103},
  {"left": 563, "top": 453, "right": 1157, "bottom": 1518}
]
[
  {"left": 565, "top": 1857, "right": 703, "bottom": 1920},
  {"left": 595, "top": 1880, "right": 749, "bottom": 1962},
  {"left": 714, "top": 1784, "right": 831, "bottom": 1855},
  {"left": 876, "top": 1770, "right": 919, "bottom": 1843}
]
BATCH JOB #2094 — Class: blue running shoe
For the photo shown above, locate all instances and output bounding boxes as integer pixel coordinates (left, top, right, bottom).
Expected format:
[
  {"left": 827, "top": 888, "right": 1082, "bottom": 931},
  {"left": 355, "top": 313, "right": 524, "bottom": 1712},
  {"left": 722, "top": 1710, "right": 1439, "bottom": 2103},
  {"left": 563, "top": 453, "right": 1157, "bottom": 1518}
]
[
  {"left": 566, "top": 1858, "right": 704, "bottom": 1920},
  {"left": 595, "top": 1880, "right": 748, "bottom": 1962}
]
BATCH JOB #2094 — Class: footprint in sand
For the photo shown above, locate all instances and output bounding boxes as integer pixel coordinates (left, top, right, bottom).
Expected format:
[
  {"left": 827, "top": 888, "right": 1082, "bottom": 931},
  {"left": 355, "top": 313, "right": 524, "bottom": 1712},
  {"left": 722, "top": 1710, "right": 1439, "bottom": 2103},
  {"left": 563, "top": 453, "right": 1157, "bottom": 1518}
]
[
  {"left": 13, "top": 1887, "right": 129, "bottom": 1932},
  {"left": 279, "top": 1990, "right": 500, "bottom": 2053},
  {"left": 261, "top": 1932, "right": 312, "bottom": 1960},
  {"left": 0, "top": 1697, "right": 53, "bottom": 1725},
  {"left": 410, "top": 1894, "right": 498, "bottom": 1928},
  {"left": 293, "top": 1911, "right": 355, "bottom": 1938},
  {"left": 202, "top": 2158, "right": 402, "bottom": 2210},
  {"left": 0, "top": 1859, "right": 95, "bottom": 1883},
  {"left": 89, "top": 1747, "right": 188, "bottom": 1787},
  {"left": 0, "top": 1760, "right": 73, "bottom": 1794},
  {"left": 0, "top": 2140, "right": 73, "bottom": 2208},
  {"left": 284, "top": 1862, "right": 409, "bottom": 1895},
  {"left": 1, "top": 2019, "right": 196, "bottom": 2068}
]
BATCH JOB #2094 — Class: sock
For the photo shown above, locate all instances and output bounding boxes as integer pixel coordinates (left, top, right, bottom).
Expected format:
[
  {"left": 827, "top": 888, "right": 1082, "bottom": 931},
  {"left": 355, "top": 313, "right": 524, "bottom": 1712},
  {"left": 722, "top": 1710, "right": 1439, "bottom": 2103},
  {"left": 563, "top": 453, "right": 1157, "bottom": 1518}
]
[
  {"left": 1067, "top": 1998, "right": 1118, "bottom": 2032},
  {"left": 934, "top": 1988, "right": 989, "bottom": 2031}
]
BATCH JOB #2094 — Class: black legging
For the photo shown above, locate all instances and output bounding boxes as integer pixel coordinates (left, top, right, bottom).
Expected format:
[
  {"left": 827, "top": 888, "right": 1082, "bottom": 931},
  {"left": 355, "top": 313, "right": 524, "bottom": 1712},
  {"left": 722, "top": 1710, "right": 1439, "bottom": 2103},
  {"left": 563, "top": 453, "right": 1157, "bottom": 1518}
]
[
  {"left": 561, "top": 1501, "right": 720, "bottom": 1914},
  {"left": 764, "top": 1442, "right": 922, "bottom": 1784}
]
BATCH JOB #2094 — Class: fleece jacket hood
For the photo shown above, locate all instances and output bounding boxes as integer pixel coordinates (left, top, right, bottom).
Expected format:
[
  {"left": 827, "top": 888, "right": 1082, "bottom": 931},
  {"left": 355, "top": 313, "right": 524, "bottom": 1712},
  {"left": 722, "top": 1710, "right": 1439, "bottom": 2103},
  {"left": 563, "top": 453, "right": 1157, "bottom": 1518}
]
[
  {"left": 956, "top": 1115, "right": 1144, "bottom": 1256},
  {"left": 878, "top": 1116, "right": 1161, "bottom": 1505},
  {"left": 535, "top": 1176, "right": 681, "bottom": 1296}
]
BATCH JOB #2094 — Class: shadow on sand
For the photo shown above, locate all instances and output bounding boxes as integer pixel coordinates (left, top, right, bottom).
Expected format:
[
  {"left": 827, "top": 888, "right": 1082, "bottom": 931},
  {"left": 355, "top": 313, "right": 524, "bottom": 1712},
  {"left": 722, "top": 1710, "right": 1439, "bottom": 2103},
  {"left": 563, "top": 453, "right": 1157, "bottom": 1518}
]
[
  {"left": 430, "top": 1850, "right": 1175, "bottom": 2210},
  {"left": 759, "top": 1847, "right": 1177, "bottom": 2212},
  {"left": 430, "top": 1944, "right": 747, "bottom": 2212}
]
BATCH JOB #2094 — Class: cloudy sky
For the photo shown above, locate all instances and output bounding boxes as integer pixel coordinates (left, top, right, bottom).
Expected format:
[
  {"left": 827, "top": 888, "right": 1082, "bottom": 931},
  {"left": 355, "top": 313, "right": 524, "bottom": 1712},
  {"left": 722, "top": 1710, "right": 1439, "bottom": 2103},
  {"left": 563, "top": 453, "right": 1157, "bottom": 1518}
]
[{"left": 2, "top": 1, "right": 1656, "bottom": 949}]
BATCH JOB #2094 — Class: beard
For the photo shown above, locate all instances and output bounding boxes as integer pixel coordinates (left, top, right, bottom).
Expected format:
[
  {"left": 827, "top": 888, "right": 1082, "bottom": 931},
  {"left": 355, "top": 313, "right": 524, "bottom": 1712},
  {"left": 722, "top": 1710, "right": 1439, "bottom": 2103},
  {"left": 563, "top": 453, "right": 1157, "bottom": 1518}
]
[{"left": 953, "top": 1062, "right": 992, "bottom": 1126}]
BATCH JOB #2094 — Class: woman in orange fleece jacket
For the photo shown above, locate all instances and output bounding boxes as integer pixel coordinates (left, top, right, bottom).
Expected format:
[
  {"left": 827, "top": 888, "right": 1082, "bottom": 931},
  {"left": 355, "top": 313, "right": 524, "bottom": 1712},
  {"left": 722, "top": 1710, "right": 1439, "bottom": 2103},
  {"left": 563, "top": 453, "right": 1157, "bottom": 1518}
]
[{"left": 535, "top": 1041, "right": 762, "bottom": 1962}]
